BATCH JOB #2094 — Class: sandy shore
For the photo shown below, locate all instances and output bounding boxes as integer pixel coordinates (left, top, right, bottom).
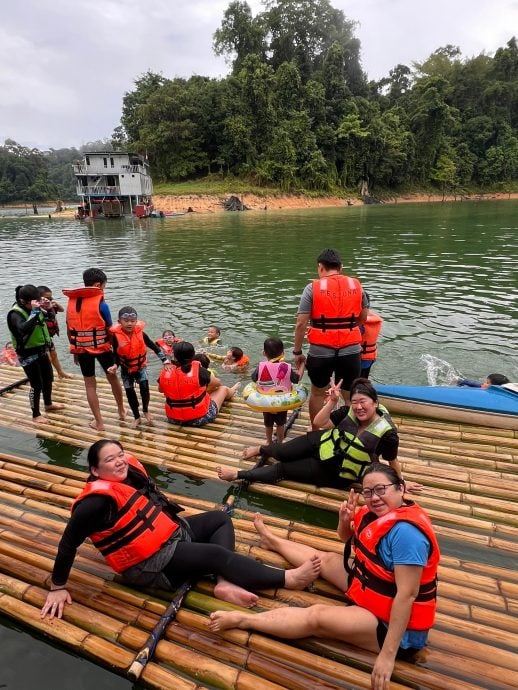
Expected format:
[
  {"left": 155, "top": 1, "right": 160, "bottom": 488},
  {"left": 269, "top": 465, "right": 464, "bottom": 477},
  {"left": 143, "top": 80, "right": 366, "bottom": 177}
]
[
  {"left": 4, "top": 190, "right": 518, "bottom": 219},
  {"left": 152, "top": 191, "right": 518, "bottom": 214}
]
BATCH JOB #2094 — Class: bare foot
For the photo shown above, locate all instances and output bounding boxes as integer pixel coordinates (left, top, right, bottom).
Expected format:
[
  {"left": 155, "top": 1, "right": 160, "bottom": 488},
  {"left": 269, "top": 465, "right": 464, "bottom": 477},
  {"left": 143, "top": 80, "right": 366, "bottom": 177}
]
[
  {"left": 130, "top": 418, "right": 142, "bottom": 429},
  {"left": 227, "top": 382, "right": 240, "bottom": 398},
  {"left": 208, "top": 610, "right": 249, "bottom": 633},
  {"left": 253, "top": 513, "right": 277, "bottom": 551},
  {"left": 216, "top": 466, "right": 238, "bottom": 482},
  {"left": 45, "top": 403, "right": 65, "bottom": 411},
  {"left": 284, "top": 555, "right": 321, "bottom": 590},
  {"left": 33, "top": 415, "right": 49, "bottom": 425},
  {"left": 242, "top": 445, "right": 261, "bottom": 461},
  {"left": 58, "top": 372, "right": 74, "bottom": 379},
  {"left": 144, "top": 412, "right": 154, "bottom": 425},
  {"left": 89, "top": 418, "right": 105, "bottom": 431},
  {"left": 118, "top": 407, "right": 126, "bottom": 421},
  {"left": 213, "top": 579, "right": 259, "bottom": 608}
]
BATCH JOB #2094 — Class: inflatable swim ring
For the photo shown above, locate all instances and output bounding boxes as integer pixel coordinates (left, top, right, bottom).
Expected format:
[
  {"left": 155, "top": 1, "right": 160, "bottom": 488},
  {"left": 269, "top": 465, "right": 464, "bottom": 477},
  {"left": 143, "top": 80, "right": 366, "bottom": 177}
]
[{"left": 242, "top": 382, "right": 308, "bottom": 412}]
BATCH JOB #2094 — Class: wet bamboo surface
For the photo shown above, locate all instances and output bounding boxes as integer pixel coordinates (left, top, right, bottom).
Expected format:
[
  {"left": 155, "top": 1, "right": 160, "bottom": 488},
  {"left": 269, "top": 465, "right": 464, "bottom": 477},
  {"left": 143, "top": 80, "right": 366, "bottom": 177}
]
[
  {"left": 1, "top": 451, "right": 518, "bottom": 689},
  {"left": 1, "top": 365, "right": 518, "bottom": 687}
]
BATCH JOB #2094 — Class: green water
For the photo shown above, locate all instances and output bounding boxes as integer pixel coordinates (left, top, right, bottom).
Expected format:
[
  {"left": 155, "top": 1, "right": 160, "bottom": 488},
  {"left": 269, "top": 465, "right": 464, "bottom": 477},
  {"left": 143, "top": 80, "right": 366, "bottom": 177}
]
[{"left": 1, "top": 201, "right": 517, "bottom": 687}]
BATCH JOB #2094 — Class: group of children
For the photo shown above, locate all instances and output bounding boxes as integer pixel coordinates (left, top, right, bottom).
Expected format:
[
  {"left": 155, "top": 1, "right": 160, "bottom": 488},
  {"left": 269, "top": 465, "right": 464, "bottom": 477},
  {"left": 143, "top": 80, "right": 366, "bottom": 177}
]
[{"left": 5, "top": 268, "right": 511, "bottom": 440}]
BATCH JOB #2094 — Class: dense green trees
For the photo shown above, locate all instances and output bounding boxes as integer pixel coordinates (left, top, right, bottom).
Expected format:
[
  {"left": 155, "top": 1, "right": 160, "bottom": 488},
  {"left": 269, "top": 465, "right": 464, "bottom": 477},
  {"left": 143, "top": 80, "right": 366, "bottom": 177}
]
[
  {"left": 0, "top": 140, "right": 112, "bottom": 204},
  {"left": 112, "top": 1, "right": 518, "bottom": 195},
  {"left": 2, "top": 1, "right": 517, "bottom": 199}
]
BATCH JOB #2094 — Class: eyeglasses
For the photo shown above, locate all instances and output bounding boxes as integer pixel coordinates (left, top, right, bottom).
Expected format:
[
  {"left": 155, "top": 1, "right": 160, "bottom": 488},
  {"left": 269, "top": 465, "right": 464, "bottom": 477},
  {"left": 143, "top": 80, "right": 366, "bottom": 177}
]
[
  {"left": 120, "top": 313, "right": 137, "bottom": 319},
  {"left": 360, "top": 483, "right": 397, "bottom": 499}
]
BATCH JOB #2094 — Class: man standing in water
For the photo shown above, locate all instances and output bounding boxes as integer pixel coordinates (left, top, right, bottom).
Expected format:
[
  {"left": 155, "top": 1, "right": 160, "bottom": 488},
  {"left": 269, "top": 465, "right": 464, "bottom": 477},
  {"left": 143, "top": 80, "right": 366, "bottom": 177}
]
[
  {"left": 64, "top": 268, "right": 125, "bottom": 431},
  {"left": 292, "top": 249, "right": 368, "bottom": 426}
]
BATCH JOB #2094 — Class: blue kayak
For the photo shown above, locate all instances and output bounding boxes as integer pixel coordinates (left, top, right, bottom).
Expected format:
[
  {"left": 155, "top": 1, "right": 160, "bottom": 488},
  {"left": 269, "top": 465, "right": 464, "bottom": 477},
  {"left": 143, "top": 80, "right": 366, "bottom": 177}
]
[{"left": 375, "top": 383, "right": 518, "bottom": 430}]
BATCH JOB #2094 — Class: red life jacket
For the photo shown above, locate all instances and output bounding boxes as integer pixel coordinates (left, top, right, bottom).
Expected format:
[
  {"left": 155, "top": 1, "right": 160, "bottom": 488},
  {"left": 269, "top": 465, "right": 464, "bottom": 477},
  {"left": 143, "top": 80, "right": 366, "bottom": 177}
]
[
  {"left": 156, "top": 338, "right": 172, "bottom": 357},
  {"left": 308, "top": 275, "right": 363, "bottom": 349},
  {"left": 361, "top": 311, "right": 383, "bottom": 361},
  {"left": 63, "top": 287, "right": 112, "bottom": 354},
  {"left": 110, "top": 321, "right": 147, "bottom": 373},
  {"left": 159, "top": 360, "right": 210, "bottom": 422},
  {"left": 346, "top": 503, "right": 440, "bottom": 630},
  {"left": 44, "top": 307, "right": 60, "bottom": 337},
  {"left": 71, "top": 455, "right": 179, "bottom": 573}
]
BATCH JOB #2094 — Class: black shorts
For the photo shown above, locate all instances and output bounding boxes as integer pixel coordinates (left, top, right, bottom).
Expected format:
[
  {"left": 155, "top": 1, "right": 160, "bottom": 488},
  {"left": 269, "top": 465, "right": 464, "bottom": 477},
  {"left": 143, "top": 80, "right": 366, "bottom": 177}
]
[
  {"left": 306, "top": 352, "right": 361, "bottom": 390},
  {"left": 77, "top": 350, "right": 115, "bottom": 377},
  {"left": 262, "top": 411, "right": 288, "bottom": 427}
]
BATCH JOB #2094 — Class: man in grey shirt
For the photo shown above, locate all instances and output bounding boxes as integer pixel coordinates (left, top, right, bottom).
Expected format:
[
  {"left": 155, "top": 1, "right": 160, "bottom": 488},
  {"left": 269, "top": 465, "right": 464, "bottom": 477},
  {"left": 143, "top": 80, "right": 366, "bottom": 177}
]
[{"left": 292, "top": 249, "right": 368, "bottom": 426}]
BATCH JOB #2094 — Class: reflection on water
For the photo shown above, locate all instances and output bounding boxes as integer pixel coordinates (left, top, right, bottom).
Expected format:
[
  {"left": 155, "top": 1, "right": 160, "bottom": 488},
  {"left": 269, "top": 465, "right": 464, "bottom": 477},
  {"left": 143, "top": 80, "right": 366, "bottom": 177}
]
[{"left": 1, "top": 201, "right": 517, "bottom": 385}]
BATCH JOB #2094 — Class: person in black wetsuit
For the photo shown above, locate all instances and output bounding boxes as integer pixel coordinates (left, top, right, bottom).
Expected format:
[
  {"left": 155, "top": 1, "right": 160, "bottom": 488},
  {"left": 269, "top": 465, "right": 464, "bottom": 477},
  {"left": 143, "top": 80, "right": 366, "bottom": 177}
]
[
  {"left": 6, "top": 284, "right": 65, "bottom": 424},
  {"left": 217, "top": 378, "right": 422, "bottom": 494},
  {"left": 41, "top": 440, "right": 320, "bottom": 620}
]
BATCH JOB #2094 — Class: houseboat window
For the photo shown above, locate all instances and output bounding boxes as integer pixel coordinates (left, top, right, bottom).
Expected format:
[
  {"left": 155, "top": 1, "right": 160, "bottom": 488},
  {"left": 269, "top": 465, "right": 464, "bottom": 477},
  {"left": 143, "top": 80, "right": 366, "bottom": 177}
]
[
  {"left": 86, "top": 156, "right": 90, "bottom": 165},
  {"left": 110, "top": 157, "right": 114, "bottom": 167},
  {"left": 103, "top": 158, "right": 108, "bottom": 167}
]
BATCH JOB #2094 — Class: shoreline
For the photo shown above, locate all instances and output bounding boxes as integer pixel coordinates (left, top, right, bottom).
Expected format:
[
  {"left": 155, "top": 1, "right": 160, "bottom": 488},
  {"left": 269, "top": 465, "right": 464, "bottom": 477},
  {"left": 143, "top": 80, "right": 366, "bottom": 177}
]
[
  {"left": 151, "top": 191, "right": 518, "bottom": 214},
  {"left": 2, "top": 191, "right": 518, "bottom": 219}
]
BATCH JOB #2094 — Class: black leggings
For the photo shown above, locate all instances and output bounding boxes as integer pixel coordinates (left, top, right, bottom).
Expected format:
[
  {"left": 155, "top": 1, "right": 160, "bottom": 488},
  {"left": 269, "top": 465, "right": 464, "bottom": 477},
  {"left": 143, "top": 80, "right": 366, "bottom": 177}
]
[
  {"left": 23, "top": 354, "right": 54, "bottom": 418},
  {"left": 125, "top": 379, "right": 150, "bottom": 419},
  {"left": 163, "top": 511, "right": 285, "bottom": 590},
  {"left": 237, "top": 431, "right": 350, "bottom": 489}
]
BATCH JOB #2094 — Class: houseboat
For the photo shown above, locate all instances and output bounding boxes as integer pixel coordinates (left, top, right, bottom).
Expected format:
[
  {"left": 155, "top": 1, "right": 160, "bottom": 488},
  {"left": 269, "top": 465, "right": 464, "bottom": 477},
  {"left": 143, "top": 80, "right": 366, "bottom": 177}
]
[{"left": 73, "top": 151, "right": 153, "bottom": 219}]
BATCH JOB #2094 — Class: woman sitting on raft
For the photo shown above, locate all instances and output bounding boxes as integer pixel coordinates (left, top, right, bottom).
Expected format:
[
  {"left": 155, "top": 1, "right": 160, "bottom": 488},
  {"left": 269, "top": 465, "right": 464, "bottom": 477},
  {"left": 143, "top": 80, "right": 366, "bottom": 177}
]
[
  {"left": 218, "top": 377, "right": 422, "bottom": 493},
  {"left": 158, "top": 341, "right": 239, "bottom": 427},
  {"left": 210, "top": 463, "right": 440, "bottom": 690},
  {"left": 41, "top": 440, "right": 321, "bottom": 620}
]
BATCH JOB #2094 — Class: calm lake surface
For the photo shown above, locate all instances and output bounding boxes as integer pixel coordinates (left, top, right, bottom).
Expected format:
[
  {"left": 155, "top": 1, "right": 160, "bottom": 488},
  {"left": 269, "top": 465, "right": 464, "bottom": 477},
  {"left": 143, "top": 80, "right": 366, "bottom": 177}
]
[{"left": 1, "top": 200, "right": 517, "bottom": 687}]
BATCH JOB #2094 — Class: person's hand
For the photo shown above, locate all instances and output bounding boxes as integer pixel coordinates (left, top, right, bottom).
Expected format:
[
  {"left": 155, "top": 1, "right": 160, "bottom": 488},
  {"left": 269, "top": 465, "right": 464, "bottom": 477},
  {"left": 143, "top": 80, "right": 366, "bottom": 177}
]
[
  {"left": 325, "top": 377, "right": 343, "bottom": 404},
  {"left": 294, "top": 352, "right": 306, "bottom": 366},
  {"left": 405, "top": 480, "right": 424, "bottom": 494},
  {"left": 40, "top": 588, "right": 72, "bottom": 620},
  {"left": 371, "top": 651, "right": 395, "bottom": 690},
  {"left": 338, "top": 489, "right": 359, "bottom": 525},
  {"left": 106, "top": 364, "right": 117, "bottom": 375},
  {"left": 163, "top": 362, "right": 173, "bottom": 372}
]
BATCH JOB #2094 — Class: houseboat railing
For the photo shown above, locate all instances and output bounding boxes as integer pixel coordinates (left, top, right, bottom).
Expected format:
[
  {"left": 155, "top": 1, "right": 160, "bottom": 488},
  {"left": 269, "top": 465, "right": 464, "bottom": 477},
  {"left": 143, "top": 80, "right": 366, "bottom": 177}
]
[{"left": 77, "top": 186, "right": 122, "bottom": 195}]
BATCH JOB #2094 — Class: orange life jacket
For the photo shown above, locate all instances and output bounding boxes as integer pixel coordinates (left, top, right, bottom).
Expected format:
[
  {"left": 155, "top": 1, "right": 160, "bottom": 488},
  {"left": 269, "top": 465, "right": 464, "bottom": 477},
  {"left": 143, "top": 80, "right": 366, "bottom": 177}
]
[
  {"left": 156, "top": 338, "right": 172, "bottom": 357},
  {"left": 110, "top": 321, "right": 147, "bottom": 373},
  {"left": 308, "top": 275, "right": 363, "bottom": 348},
  {"left": 361, "top": 311, "right": 383, "bottom": 361},
  {"left": 346, "top": 502, "right": 439, "bottom": 630},
  {"left": 63, "top": 286, "right": 112, "bottom": 354},
  {"left": 234, "top": 354, "right": 249, "bottom": 367},
  {"left": 71, "top": 455, "right": 179, "bottom": 573},
  {"left": 159, "top": 360, "right": 210, "bottom": 422}
]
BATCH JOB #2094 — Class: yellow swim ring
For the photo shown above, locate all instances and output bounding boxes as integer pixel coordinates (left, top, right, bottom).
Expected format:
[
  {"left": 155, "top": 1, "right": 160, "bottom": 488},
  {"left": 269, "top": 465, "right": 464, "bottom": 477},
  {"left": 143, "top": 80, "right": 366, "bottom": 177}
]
[{"left": 242, "top": 382, "right": 308, "bottom": 413}]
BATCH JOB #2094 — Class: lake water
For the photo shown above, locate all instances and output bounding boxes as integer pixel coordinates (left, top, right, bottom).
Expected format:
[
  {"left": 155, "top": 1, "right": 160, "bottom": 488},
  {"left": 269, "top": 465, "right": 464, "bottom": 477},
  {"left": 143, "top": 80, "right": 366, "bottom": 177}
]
[{"left": 1, "top": 200, "right": 517, "bottom": 687}]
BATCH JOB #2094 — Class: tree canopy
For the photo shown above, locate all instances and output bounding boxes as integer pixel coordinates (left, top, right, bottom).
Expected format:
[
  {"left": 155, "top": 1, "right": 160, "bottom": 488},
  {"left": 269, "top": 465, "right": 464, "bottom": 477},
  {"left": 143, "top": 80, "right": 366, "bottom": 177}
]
[{"left": 3, "top": 1, "right": 518, "bottom": 200}]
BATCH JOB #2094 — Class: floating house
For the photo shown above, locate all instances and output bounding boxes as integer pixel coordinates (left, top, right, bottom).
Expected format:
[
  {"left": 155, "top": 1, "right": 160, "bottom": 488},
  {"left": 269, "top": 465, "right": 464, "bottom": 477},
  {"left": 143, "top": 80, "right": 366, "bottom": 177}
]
[{"left": 73, "top": 152, "right": 153, "bottom": 218}]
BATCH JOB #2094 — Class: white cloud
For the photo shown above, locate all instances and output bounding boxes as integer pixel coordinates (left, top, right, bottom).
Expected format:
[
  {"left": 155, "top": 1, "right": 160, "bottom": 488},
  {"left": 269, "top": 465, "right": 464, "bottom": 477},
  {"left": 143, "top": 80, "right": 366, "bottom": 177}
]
[{"left": 1, "top": 0, "right": 516, "bottom": 149}]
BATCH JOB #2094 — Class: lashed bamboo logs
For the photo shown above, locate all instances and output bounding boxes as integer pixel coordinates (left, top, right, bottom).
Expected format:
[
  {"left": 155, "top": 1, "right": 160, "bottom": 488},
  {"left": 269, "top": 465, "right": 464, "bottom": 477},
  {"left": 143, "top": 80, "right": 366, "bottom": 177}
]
[{"left": 0, "top": 456, "right": 517, "bottom": 688}]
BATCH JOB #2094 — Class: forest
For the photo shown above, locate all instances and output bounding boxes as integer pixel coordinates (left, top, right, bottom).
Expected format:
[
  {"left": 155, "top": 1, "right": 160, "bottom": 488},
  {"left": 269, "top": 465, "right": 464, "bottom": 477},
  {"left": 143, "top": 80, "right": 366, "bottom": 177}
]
[{"left": 1, "top": 0, "right": 518, "bottom": 203}]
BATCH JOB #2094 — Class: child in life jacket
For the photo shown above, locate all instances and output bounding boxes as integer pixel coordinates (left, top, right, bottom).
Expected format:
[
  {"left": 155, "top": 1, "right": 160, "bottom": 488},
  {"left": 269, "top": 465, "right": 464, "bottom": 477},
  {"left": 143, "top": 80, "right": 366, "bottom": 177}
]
[
  {"left": 1, "top": 342, "right": 19, "bottom": 366},
  {"left": 108, "top": 307, "right": 172, "bottom": 427},
  {"left": 252, "top": 337, "right": 304, "bottom": 444},
  {"left": 38, "top": 285, "right": 73, "bottom": 379},
  {"left": 156, "top": 329, "right": 182, "bottom": 358},
  {"left": 222, "top": 347, "right": 250, "bottom": 371},
  {"left": 202, "top": 325, "right": 222, "bottom": 346}
]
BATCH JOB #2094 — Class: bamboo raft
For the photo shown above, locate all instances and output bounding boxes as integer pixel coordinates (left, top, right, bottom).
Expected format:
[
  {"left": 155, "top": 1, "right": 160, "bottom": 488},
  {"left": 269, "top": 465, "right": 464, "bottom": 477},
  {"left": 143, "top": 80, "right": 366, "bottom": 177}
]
[{"left": 1, "top": 365, "right": 518, "bottom": 688}]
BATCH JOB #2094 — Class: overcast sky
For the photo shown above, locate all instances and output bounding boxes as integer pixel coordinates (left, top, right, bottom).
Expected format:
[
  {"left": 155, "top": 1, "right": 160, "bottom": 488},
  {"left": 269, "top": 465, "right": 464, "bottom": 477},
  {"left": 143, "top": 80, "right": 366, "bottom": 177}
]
[{"left": 1, "top": 0, "right": 517, "bottom": 151}]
